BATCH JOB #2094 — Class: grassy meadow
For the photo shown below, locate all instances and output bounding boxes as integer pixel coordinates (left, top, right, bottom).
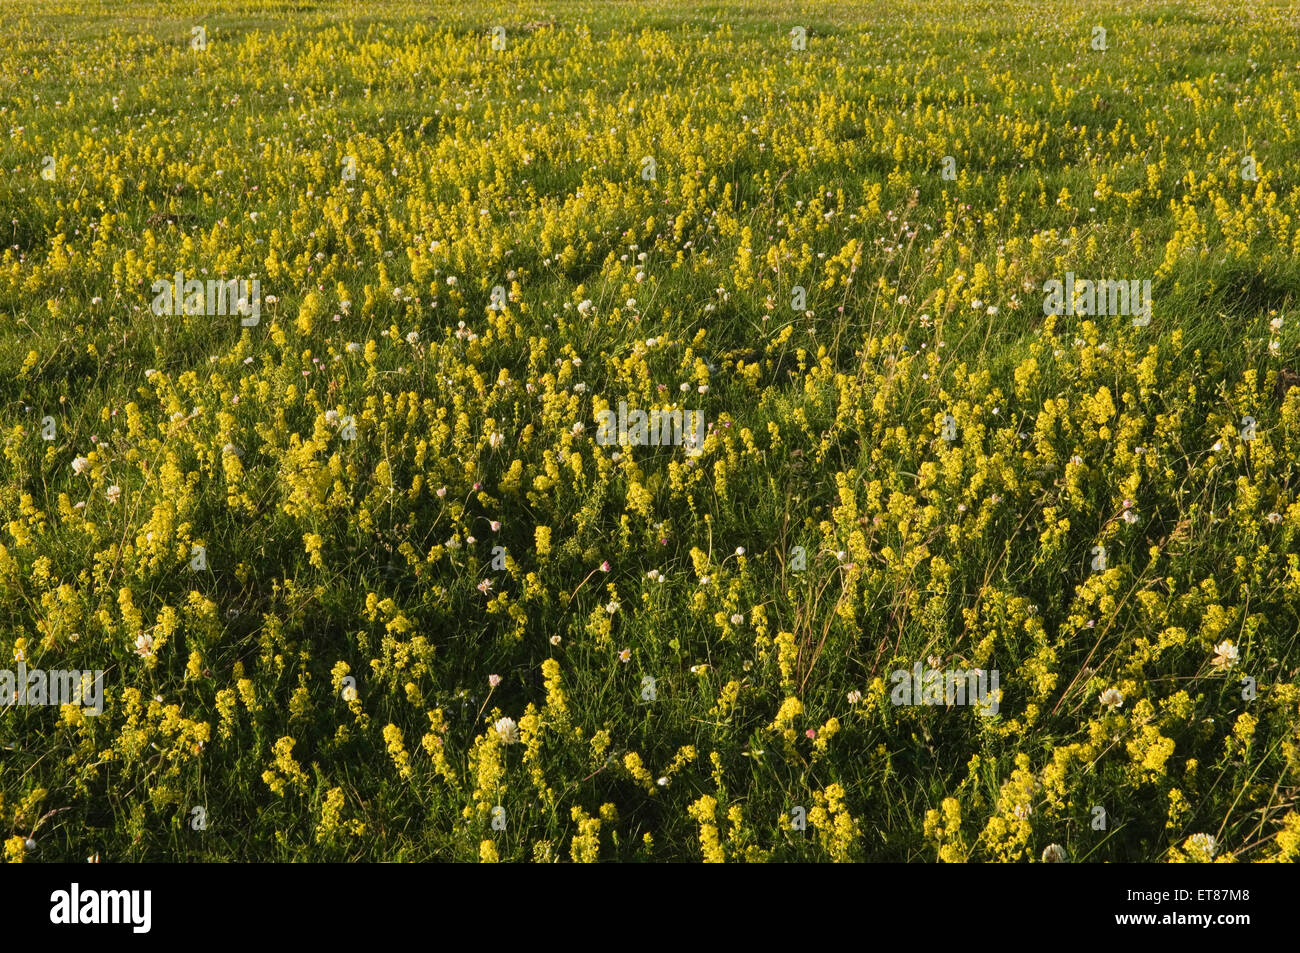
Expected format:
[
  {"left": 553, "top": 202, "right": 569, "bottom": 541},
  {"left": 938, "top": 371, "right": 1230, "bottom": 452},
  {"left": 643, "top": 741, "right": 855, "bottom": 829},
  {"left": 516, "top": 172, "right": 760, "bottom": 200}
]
[{"left": 2, "top": 0, "right": 1300, "bottom": 862}]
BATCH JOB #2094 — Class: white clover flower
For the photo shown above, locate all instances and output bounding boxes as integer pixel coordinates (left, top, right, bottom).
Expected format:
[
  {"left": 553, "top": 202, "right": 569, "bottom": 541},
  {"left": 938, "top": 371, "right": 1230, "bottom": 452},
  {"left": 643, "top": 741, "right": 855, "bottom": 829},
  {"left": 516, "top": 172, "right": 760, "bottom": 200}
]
[
  {"left": 71, "top": 455, "right": 90, "bottom": 475},
  {"left": 346, "top": 341, "right": 361, "bottom": 353},
  {"left": 1186, "top": 833, "right": 1217, "bottom": 860},
  {"left": 405, "top": 330, "right": 419, "bottom": 344},
  {"left": 847, "top": 690, "right": 862, "bottom": 705},
  {"left": 1041, "top": 844, "right": 1067, "bottom": 863},
  {"left": 324, "top": 409, "right": 339, "bottom": 426},
  {"left": 1099, "top": 687, "right": 1124, "bottom": 709},
  {"left": 730, "top": 613, "right": 744, "bottom": 625},
  {"left": 488, "top": 432, "right": 504, "bottom": 449},
  {"left": 488, "top": 674, "right": 501, "bottom": 688},
  {"left": 735, "top": 547, "right": 745, "bottom": 556},
  {"left": 134, "top": 633, "right": 154, "bottom": 658},
  {"left": 577, "top": 299, "right": 593, "bottom": 316},
  {"left": 105, "top": 485, "right": 121, "bottom": 504},
  {"left": 605, "top": 600, "right": 620, "bottom": 614},
  {"left": 494, "top": 717, "right": 519, "bottom": 745},
  {"left": 1211, "top": 640, "right": 1239, "bottom": 670}
]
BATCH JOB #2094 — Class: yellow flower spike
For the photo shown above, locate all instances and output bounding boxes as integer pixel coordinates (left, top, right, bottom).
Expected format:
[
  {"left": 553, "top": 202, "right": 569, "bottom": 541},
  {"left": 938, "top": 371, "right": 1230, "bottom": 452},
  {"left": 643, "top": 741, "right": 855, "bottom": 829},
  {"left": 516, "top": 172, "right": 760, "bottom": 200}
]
[
  {"left": 569, "top": 806, "right": 602, "bottom": 862},
  {"left": 315, "top": 787, "right": 347, "bottom": 845},
  {"left": 686, "top": 795, "right": 725, "bottom": 863},
  {"left": 4, "top": 836, "right": 26, "bottom": 864},
  {"left": 812, "top": 717, "right": 839, "bottom": 755},
  {"left": 1267, "top": 813, "right": 1300, "bottom": 862},
  {"left": 382, "top": 723, "right": 413, "bottom": 779},
  {"left": 622, "top": 752, "right": 656, "bottom": 793}
]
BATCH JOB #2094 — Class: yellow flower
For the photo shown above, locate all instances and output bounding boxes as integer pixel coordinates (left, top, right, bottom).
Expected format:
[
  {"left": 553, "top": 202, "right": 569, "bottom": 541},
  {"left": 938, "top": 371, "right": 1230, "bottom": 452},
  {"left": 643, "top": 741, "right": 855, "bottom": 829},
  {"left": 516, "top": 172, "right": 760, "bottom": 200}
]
[
  {"left": 569, "top": 806, "right": 602, "bottom": 862},
  {"left": 262, "top": 736, "right": 309, "bottom": 796},
  {"left": 383, "top": 723, "right": 413, "bottom": 778},
  {"left": 4, "top": 836, "right": 27, "bottom": 863},
  {"left": 687, "top": 795, "right": 725, "bottom": 863}
]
